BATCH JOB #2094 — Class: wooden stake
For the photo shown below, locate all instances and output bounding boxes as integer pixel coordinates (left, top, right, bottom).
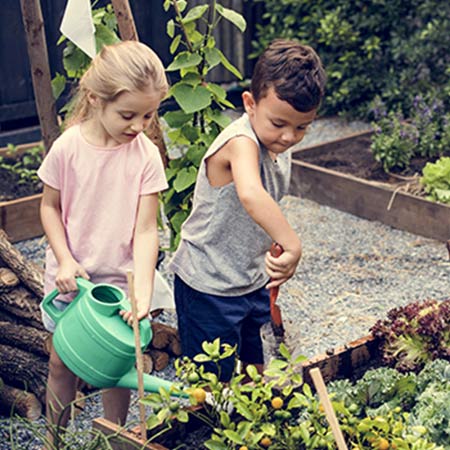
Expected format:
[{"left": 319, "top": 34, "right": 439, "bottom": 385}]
[
  {"left": 310, "top": 368, "right": 348, "bottom": 450},
  {"left": 126, "top": 270, "right": 147, "bottom": 442},
  {"left": 19, "top": 0, "right": 60, "bottom": 152}
]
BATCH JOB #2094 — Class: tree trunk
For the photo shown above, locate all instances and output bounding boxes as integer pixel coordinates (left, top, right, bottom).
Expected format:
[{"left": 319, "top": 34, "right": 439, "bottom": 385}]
[
  {"left": 110, "top": 0, "right": 168, "bottom": 168},
  {"left": 0, "top": 381, "right": 42, "bottom": 420},
  {"left": 0, "top": 321, "right": 50, "bottom": 357},
  {"left": 0, "top": 229, "right": 44, "bottom": 298},
  {"left": 110, "top": 0, "right": 138, "bottom": 41},
  {"left": 19, "top": 0, "right": 60, "bottom": 152},
  {"left": 0, "top": 344, "right": 48, "bottom": 404},
  {"left": 0, "top": 286, "right": 44, "bottom": 329}
]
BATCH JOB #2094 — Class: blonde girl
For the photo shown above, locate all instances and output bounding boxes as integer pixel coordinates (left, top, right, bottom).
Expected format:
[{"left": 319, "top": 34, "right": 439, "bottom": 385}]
[{"left": 38, "top": 41, "right": 168, "bottom": 442}]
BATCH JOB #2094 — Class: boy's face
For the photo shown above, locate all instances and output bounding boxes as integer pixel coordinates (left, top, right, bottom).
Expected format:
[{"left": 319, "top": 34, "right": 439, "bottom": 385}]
[{"left": 243, "top": 87, "right": 316, "bottom": 154}]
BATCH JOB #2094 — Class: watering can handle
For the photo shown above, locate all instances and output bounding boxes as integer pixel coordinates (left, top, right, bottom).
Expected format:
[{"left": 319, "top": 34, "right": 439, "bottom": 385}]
[{"left": 42, "top": 277, "right": 92, "bottom": 323}]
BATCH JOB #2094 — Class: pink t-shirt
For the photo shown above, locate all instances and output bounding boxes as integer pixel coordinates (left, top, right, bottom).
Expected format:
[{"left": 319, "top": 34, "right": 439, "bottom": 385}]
[{"left": 37, "top": 124, "right": 168, "bottom": 298}]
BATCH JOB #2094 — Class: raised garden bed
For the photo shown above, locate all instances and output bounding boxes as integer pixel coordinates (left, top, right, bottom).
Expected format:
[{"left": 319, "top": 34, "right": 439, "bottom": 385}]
[
  {"left": 92, "top": 334, "right": 382, "bottom": 449},
  {"left": 0, "top": 142, "right": 43, "bottom": 243},
  {"left": 290, "top": 130, "right": 450, "bottom": 242}
]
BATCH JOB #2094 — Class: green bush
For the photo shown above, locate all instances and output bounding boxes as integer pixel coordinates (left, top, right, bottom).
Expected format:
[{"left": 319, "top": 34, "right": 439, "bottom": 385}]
[{"left": 252, "top": 0, "right": 450, "bottom": 119}]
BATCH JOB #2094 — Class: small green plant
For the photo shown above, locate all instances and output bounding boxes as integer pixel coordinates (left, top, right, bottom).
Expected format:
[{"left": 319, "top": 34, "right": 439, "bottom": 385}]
[
  {"left": 370, "top": 110, "right": 418, "bottom": 172},
  {"left": 160, "top": 0, "right": 246, "bottom": 250},
  {"left": 0, "top": 144, "right": 44, "bottom": 194},
  {"left": 370, "top": 96, "right": 450, "bottom": 173}
]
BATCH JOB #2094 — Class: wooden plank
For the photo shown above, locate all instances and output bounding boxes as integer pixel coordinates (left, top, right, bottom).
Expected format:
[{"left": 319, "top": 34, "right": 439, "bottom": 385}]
[
  {"left": 0, "top": 140, "right": 43, "bottom": 157},
  {"left": 293, "top": 129, "right": 373, "bottom": 159},
  {"left": 92, "top": 418, "right": 168, "bottom": 450},
  {"left": 290, "top": 159, "right": 450, "bottom": 242},
  {"left": 0, "top": 193, "right": 43, "bottom": 243},
  {"left": 301, "top": 335, "right": 380, "bottom": 386}
]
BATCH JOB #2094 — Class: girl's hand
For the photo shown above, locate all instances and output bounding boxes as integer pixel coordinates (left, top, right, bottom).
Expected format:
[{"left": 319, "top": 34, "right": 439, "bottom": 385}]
[
  {"left": 265, "top": 245, "right": 302, "bottom": 289},
  {"left": 120, "top": 297, "right": 151, "bottom": 326},
  {"left": 55, "top": 258, "right": 90, "bottom": 293}
]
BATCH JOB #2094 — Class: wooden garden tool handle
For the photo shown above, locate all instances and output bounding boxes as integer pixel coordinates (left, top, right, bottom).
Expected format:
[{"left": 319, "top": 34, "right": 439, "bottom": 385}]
[
  {"left": 126, "top": 270, "right": 147, "bottom": 442},
  {"left": 310, "top": 368, "right": 348, "bottom": 450},
  {"left": 269, "top": 242, "right": 284, "bottom": 329}
]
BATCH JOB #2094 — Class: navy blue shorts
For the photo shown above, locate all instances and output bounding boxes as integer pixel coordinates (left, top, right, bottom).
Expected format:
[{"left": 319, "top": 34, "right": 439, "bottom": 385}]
[{"left": 174, "top": 275, "right": 271, "bottom": 381}]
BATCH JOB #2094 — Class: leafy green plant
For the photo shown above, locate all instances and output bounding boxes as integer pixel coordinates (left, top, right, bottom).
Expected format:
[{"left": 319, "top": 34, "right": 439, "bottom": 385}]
[
  {"left": 370, "top": 299, "right": 450, "bottom": 373},
  {"left": 160, "top": 0, "right": 246, "bottom": 250},
  {"left": 421, "top": 157, "right": 450, "bottom": 203},
  {"left": 252, "top": 0, "right": 450, "bottom": 119},
  {"left": 142, "top": 339, "right": 446, "bottom": 449}
]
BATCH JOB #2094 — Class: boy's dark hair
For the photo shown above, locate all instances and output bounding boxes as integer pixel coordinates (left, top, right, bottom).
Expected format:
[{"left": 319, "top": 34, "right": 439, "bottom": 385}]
[{"left": 251, "top": 39, "right": 326, "bottom": 112}]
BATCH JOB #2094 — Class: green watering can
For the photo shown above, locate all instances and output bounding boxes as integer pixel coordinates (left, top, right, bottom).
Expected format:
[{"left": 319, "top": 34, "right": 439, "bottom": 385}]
[{"left": 42, "top": 278, "right": 181, "bottom": 395}]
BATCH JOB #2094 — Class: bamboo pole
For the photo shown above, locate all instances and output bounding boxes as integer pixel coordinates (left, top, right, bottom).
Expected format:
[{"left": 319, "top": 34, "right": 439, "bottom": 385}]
[
  {"left": 126, "top": 270, "right": 147, "bottom": 442},
  {"left": 310, "top": 368, "right": 348, "bottom": 450},
  {"left": 19, "top": 0, "right": 60, "bottom": 153}
]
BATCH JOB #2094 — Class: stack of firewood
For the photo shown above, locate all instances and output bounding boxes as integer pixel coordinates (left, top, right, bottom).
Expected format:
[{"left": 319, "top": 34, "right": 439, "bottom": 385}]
[{"left": 0, "top": 229, "right": 181, "bottom": 420}]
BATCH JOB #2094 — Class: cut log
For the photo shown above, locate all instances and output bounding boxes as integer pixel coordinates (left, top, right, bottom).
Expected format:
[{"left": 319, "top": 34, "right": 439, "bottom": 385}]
[
  {"left": 0, "top": 382, "right": 42, "bottom": 420},
  {"left": 0, "top": 229, "right": 44, "bottom": 298},
  {"left": 0, "top": 267, "right": 19, "bottom": 293},
  {"left": 0, "top": 321, "right": 50, "bottom": 357},
  {"left": 148, "top": 349, "right": 170, "bottom": 372},
  {"left": 150, "top": 323, "right": 179, "bottom": 351},
  {"left": 0, "top": 343, "right": 48, "bottom": 404},
  {"left": 142, "top": 353, "right": 153, "bottom": 374},
  {"left": 0, "top": 286, "right": 44, "bottom": 329}
]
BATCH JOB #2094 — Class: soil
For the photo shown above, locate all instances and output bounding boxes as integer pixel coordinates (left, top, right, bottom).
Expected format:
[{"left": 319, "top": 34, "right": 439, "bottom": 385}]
[
  {"left": 294, "top": 132, "right": 431, "bottom": 195},
  {"left": 0, "top": 167, "right": 42, "bottom": 202}
]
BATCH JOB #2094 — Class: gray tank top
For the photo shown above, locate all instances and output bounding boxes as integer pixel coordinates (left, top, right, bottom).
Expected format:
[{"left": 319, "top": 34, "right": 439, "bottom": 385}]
[{"left": 168, "top": 113, "right": 291, "bottom": 296}]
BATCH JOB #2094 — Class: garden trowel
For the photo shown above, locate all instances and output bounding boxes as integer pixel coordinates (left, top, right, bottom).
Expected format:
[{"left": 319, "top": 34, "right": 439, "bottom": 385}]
[{"left": 260, "top": 242, "right": 286, "bottom": 360}]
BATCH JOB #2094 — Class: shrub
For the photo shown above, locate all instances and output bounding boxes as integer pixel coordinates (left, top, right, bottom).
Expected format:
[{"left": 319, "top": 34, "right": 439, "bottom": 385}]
[{"left": 252, "top": 0, "right": 450, "bottom": 119}]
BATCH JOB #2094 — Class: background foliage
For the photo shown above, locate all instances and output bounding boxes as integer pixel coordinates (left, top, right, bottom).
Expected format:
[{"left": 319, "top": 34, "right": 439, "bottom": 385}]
[{"left": 252, "top": 0, "right": 450, "bottom": 119}]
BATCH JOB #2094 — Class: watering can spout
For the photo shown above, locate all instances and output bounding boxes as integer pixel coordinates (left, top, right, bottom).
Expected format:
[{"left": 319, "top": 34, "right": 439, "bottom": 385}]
[{"left": 116, "top": 368, "right": 186, "bottom": 397}]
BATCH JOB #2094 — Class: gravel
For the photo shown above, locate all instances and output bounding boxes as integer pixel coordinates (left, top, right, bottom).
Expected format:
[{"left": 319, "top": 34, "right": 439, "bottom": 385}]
[{"left": 2, "top": 116, "right": 449, "bottom": 449}]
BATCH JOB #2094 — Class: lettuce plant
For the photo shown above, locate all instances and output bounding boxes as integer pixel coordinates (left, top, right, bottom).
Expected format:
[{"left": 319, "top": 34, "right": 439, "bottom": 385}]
[{"left": 370, "top": 299, "right": 450, "bottom": 372}]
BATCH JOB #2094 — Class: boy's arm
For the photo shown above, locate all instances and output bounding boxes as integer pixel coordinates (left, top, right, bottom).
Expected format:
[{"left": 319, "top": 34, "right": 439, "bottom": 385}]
[
  {"left": 40, "top": 184, "right": 89, "bottom": 293},
  {"left": 227, "top": 136, "right": 302, "bottom": 287},
  {"left": 120, "top": 193, "right": 159, "bottom": 324}
]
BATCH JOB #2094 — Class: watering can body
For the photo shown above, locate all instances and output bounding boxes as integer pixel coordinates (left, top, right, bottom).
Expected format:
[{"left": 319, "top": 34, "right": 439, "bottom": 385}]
[{"left": 42, "top": 278, "right": 178, "bottom": 394}]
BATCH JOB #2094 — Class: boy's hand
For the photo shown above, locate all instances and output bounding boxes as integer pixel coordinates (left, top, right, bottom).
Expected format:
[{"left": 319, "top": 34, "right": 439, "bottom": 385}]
[
  {"left": 265, "top": 246, "right": 301, "bottom": 289},
  {"left": 55, "top": 258, "right": 90, "bottom": 293}
]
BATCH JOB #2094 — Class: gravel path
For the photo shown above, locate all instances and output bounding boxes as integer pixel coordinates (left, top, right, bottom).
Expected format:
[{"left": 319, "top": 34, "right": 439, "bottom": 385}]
[{"left": 3, "top": 117, "right": 449, "bottom": 449}]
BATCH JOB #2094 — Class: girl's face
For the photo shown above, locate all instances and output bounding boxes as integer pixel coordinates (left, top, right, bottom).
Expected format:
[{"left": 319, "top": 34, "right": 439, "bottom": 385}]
[
  {"left": 243, "top": 87, "right": 316, "bottom": 155},
  {"left": 90, "top": 85, "right": 161, "bottom": 147}
]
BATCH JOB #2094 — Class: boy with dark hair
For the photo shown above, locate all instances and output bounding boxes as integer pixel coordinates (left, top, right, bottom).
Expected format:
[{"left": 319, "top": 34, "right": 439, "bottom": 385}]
[{"left": 169, "top": 39, "right": 326, "bottom": 381}]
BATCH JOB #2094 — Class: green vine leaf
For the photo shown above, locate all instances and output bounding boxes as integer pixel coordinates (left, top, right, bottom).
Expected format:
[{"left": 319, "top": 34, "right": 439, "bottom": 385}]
[
  {"left": 167, "top": 52, "right": 203, "bottom": 71},
  {"left": 181, "top": 4, "right": 209, "bottom": 23},
  {"left": 216, "top": 4, "right": 246, "bottom": 32},
  {"left": 217, "top": 49, "right": 243, "bottom": 79},
  {"left": 171, "top": 83, "right": 211, "bottom": 114},
  {"left": 173, "top": 166, "right": 198, "bottom": 192},
  {"left": 51, "top": 73, "right": 66, "bottom": 101}
]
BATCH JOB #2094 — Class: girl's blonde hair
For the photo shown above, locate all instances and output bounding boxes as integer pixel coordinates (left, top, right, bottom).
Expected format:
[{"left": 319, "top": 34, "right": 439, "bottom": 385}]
[{"left": 66, "top": 41, "right": 168, "bottom": 127}]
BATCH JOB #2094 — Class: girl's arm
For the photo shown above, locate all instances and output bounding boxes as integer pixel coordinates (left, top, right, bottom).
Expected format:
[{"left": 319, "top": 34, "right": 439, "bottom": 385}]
[
  {"left": 40, "top": 184, "right": 89, "bottom": 293},
  {"left": 226, "top": 136, "right": 302, "bottom": 287},
  {"left": 121, "top": 193, "right": 159, "bottom": 324}
]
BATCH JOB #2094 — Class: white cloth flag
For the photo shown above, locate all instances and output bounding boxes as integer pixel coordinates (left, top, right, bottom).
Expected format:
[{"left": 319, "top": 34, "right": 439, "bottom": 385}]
[{"left": 60, "top": 0, "right": 96, "bottom": 59}]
